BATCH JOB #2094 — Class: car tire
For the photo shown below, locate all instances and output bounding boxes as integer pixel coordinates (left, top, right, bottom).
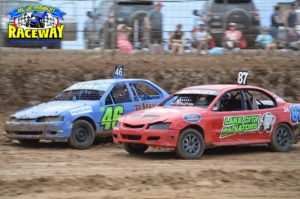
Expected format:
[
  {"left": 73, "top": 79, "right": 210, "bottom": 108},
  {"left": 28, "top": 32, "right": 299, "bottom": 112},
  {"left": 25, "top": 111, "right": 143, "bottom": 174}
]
[
  {"left": 123, "top": 143, "right": 148, "bottom": 154},
  {"left": 18, "top": 139, "right": 40, "bottom": 145},
  {"left": 68, "top": 120, "right": 95, "bottom": 149},
  {"left": 269, "top": 124, "right": 293, "bottom": 152},
  {"left": 175, "top": 128, "right": 205, "bottom": 159}
]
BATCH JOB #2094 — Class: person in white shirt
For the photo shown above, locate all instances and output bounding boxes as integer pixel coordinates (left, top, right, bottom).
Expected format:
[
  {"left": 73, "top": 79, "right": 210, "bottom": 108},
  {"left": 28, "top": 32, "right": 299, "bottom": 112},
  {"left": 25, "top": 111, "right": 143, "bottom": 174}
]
[{"left": 192, "top": 24, "right": 211, "bottom": 54}]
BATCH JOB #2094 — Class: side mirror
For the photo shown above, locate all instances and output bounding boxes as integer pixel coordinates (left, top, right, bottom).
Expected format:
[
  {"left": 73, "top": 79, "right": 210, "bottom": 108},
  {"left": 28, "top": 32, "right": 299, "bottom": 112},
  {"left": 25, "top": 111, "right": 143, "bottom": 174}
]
[{"left": 87, "top": 11, "right": 92, "bottom": 18}]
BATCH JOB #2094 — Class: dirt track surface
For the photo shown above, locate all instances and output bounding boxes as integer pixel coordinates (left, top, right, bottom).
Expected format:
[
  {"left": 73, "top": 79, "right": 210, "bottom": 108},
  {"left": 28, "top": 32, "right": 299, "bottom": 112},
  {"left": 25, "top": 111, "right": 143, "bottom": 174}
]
[
  {"left": 1, "top": 140, "right": 300, "bottom": 199},
  {"left": 1, "top": 48, "right": 300, "bottom": 198}
]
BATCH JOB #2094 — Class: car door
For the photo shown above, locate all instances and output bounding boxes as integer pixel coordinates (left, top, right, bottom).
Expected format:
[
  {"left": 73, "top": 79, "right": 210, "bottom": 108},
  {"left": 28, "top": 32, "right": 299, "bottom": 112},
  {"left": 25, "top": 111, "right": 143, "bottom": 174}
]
[
  {"left": 241, "top": 89, "right": 278, "bottom": 141},
  {"left": 210, "top": 88, "right": 278, "bottom": 145},
  {"left": 129, "top": 81, "right": 163, "bottom": 111},
  {"left": 100, "top": 83, "right": 135, "bottom": 132},
  {"left": 209, "top": 89, "right": 262, "bottom": 145}
]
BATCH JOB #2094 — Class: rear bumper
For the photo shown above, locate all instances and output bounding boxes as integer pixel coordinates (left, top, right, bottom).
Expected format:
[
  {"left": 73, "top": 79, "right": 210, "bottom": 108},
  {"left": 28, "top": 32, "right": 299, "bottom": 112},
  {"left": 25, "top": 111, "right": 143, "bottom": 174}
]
[
  {"left": 113, "top": 127, "right": 179, "bottom": 148},
  {"left": 5, "top": 121, "right": 72, "bottom": 141}
]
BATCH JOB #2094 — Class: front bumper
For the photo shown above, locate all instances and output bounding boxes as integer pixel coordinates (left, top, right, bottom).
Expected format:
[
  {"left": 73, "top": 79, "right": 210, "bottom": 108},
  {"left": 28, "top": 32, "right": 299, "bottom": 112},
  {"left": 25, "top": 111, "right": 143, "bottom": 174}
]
[
  {"left": 5, "top": 121, "right": 72, "bottom": 141},
  {"left": 113, "top": 126, "right": 179, "bottom": 148}
]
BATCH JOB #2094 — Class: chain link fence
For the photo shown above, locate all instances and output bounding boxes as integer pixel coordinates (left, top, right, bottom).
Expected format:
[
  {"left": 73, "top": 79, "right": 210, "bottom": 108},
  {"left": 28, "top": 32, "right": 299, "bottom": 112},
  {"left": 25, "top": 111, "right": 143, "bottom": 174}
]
[{"left": 0, "top": 0, "right": 299, "bottom": 50}]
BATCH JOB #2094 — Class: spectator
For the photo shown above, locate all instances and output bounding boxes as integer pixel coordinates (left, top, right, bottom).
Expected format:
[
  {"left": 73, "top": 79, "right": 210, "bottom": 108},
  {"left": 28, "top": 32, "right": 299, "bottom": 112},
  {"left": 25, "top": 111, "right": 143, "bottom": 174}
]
[
  {"left": 192, "top": 24, "right": 211, "bottom": 54},
  {"left": 224, "top": 23, "right": 242, "bottom": 50},
  {"left": 169, "top": 24, "right": 184, "bottom": 55},
  {"left": 285, "top": 3, "right": 298, "bottom": 28},
  {"left": 287, "top": 27, "right": 300, "bottom": 50},
  {"left": 270, "top": 5, "right": 284, "bottom": 40},
  {"left": 145, "top": 2, "right": 163, "bottom": 45},
  {"left": 117, "top": 24, "right": 133, "bottom": 54},
  {"left": 255, "top": 27, "right": 277, "bottom": 52}
]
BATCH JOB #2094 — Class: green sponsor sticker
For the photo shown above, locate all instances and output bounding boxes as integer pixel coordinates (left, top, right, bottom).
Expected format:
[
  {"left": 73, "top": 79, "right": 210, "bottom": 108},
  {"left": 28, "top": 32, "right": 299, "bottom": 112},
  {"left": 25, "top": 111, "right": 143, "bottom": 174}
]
[{"left": 221, "top": 115, "right": 260, "bottom": 138}]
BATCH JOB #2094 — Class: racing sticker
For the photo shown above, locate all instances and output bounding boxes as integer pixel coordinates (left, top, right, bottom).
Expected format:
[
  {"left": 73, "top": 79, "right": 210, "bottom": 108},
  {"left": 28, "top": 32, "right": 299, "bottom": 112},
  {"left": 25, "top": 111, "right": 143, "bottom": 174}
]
[
  {"left": 101, "top": 106, "right": 124, "bottom": 131},
  {"left": 183, "top": 114, "right": 201, "bottom": 123},
  {"left": 221, "top": 113, "right": 276, "bottom": 138},
  {"left": 290, "top": 105, "right": 300, "bottom": 124},
  {"left": 70, "top": 106, "right": 93, "bottom": 116}
]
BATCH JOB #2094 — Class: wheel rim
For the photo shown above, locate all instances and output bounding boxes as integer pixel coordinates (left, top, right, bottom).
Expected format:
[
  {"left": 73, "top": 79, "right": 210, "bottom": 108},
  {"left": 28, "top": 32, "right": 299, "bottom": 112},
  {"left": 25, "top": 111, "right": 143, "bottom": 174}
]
[
  {"left": 183, "top": 134, "right": 201, "bottom": 155},
  {"left": 75, "top": 126, "right": 89, "bottom": 142},
  {"left": 275, "top": 127, "right": 291, "bottom": 148}
]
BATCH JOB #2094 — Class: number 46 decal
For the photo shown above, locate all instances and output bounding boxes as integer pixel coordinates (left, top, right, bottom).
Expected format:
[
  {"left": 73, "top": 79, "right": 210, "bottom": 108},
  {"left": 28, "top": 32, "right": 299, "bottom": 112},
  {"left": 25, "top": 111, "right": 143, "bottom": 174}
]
[{"left": 101, "top": 106, "right": 124, "bottom": 130}]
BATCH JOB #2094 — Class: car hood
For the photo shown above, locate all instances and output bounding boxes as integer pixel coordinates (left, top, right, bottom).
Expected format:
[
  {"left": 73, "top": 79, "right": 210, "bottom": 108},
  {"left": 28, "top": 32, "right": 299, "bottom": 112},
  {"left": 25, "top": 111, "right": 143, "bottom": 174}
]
[
  {"left": 13, "top": 101, "right": 95, "bottom": 119},
  {"left": 120, "top": 106, "right": 205, "bottom": 125}
]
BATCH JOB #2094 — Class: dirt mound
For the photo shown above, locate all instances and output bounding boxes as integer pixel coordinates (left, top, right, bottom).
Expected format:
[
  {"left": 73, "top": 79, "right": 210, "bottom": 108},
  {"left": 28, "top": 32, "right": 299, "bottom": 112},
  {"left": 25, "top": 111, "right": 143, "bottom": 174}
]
[{"left": 1, "top": 48, "right": 300, "bottom": 114}]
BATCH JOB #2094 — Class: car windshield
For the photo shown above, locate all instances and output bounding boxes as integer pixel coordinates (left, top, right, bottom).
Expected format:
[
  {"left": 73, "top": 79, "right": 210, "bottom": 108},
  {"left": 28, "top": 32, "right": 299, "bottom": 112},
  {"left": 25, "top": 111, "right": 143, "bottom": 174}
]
[
  {"left": 1, "top": 1, "right": 41, "bottom": 15},
  {"left": 53, "top": 89, "right": 104, "bottom": 101},
  {"left": 160, "top": 94, "right": 217, "bottom": 108}
]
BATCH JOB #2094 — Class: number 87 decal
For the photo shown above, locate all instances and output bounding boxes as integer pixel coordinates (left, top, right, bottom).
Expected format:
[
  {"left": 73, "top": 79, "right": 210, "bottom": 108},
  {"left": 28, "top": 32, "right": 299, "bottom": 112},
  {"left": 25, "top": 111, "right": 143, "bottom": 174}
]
[
  {"left": 290, "top": 105, "right": 300, "bottom": 124},
  {"left": 101, "top": 106, "right": 124, "bottom": 131}
]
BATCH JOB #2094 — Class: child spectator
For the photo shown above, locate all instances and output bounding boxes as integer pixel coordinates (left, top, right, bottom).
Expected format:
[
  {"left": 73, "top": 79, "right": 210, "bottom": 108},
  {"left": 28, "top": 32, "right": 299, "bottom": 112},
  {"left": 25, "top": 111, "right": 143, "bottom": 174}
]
[
  {"left": 255, "top": 27, "right": 277, "bottom": 52},
  {"left": 224, "top": 23, "right": 242, "bottom": 49},
  {"left": 169, "top": 24, "right": 184, "bottom": 55},
  {"left": 192, "top": 24, "right": 211, "bottom": 54},
  {"left": 117, "top": 24, "right": 133, "bottom": 54}
]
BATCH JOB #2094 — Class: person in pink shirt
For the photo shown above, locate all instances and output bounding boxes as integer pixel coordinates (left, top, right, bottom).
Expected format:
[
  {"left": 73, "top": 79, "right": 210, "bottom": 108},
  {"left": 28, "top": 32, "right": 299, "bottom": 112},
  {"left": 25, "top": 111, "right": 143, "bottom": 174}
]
[
  {"left": 224, "top": 23, "right": 242, "bottom": 49},
  {"left": 117, "top": 24, "right": 134, "bottom": 54}
]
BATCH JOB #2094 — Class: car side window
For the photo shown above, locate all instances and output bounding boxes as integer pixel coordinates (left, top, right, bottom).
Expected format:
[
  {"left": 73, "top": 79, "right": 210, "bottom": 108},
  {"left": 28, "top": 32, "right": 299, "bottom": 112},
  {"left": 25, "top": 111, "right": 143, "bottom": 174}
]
[
  {"left": 132, "top": 82, "right": 161, "bottom": 101},
  {"left": 107, "top": 84, "right": 132, "bottom": 104},
  {"left": 214, "top": 90, "right": 244, "bottom": 112},
  {"left": 105, "top": 94, "right": 113, "bottom": 105},
  {"left": 244, "top": 90, "right": 276, "bottom": 110}
]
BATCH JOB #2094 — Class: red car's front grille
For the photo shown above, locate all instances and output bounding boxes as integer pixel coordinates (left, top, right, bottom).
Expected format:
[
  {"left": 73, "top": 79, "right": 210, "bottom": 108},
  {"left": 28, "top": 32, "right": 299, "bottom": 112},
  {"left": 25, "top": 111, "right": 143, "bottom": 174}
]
[{"left": 121, "top": 134, "right": 141, "bottom": 140}]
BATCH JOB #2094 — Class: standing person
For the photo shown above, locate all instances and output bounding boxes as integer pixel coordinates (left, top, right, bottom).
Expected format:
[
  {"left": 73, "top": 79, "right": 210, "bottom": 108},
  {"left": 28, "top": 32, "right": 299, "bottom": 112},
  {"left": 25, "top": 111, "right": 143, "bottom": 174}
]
[
  {"left": 117, "top": 24, "right": 133, "bottom": 54},
  {"left": 270, "top": 5, "right": 284, "bottom": 40},
  {"left": 224, "top": 23, "right": 242, "bottom": 50},
  {"left": 285, "top": 3, "right": 298, "bottom": 28},
  {"left": 144, "top": 2, "right": 164, "bottom": 54},
  {"left": 169, "top": 24, "right": 184, "bottom": 55},
  {"left": 192, "top": 24, "right": 211, "bottom": 54},
  {"left": 255, "top": 27, "right": 277, "bottom": 53}
]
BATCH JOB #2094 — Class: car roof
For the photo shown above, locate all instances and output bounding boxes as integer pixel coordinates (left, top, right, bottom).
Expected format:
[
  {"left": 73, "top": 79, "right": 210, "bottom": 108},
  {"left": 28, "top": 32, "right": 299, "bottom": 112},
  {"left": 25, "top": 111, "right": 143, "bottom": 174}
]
[
  {"left": 64, "top": 79, "right": 150, "bottom": 91},
  {"left": 180, "top": 84, "right": 266, "bottom": 93},
  {"left": 76, "top": 78, "right": 148, "bottom": 85}
]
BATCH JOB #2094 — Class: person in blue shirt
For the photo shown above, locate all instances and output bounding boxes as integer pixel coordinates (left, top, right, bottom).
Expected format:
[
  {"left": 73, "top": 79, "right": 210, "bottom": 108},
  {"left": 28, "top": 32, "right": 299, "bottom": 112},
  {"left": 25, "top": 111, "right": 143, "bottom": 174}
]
[{"left": 255, "top": 27, "right": 277, "bottom": 52}]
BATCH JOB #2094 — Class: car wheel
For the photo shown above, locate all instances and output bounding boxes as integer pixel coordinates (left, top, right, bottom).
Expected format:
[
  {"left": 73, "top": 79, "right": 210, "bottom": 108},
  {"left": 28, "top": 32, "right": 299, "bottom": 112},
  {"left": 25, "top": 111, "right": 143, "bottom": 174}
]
[
  {"left": 269, "top": 124, "right": 293, "bottom": 152},
  {"left": 68, "top": 120, "right": 95, "bottom": 149},
  {"left": 123, "top": 143, "right": 148, "bottom": 154},
  {"left": 176, "top": 129, "right": 204, "bottom": 159},
  {"left": 18, "top": 139, "right": 40, "bottom": 145}
]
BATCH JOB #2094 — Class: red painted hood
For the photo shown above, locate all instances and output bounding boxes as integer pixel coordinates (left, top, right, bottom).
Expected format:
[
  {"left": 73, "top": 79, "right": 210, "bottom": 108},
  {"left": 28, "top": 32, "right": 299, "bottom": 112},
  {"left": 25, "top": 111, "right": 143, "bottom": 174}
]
[{"left": 119, "top": 106, "right": 206, "bottom": 125}]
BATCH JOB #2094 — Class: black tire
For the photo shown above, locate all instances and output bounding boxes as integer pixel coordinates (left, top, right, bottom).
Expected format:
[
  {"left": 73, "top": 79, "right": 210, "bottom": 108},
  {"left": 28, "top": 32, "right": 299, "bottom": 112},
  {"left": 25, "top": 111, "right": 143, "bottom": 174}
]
[
  {"left": 68, "top": 120, "right": 95, "bottom": 149},
  {"left": 18, "top": 139, "right": 40, "bottom": 145},
  {"left": 175, "top": 128, "right": 205, "bottom": 159},
  {"left": 269, "top": 124, "right": 293, "bottom": 152},
  {"left": 123, "top": 143, "right": 148, "bottom": 154}
]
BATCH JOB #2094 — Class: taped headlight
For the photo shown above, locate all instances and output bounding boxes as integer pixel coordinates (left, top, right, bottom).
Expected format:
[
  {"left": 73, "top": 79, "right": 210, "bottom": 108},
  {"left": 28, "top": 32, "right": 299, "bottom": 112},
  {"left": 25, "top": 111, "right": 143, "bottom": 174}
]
[
  {"left": 147, "top": 122, "right": 171, "bottom": 130},
  {"left": 37, "top": 116, "right": 64, "bottom": 122}
]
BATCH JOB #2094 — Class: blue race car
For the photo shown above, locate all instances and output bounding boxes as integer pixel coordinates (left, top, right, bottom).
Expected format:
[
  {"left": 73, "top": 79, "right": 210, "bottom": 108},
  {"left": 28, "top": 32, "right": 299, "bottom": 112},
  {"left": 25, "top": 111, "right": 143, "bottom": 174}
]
[{"left": 5, "top": 78, "right": 169, "bottom": 149}]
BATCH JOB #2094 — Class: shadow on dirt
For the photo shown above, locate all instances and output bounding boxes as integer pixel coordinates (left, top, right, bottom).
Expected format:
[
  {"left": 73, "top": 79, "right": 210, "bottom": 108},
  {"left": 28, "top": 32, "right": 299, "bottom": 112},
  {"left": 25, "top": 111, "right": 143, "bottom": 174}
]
[{"left": 120, "top": 145, "right": 271, "bottom": 160}]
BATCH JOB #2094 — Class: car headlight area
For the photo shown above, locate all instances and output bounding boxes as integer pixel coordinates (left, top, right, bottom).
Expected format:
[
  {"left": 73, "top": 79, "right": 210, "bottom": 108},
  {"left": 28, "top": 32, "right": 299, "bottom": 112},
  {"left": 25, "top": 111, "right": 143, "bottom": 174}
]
[
  {"left": 37, "top": 116, "right": 64, "bottom": 122},
  {"left": 147, "top": 122, "right": 171, "bottom": 130}
]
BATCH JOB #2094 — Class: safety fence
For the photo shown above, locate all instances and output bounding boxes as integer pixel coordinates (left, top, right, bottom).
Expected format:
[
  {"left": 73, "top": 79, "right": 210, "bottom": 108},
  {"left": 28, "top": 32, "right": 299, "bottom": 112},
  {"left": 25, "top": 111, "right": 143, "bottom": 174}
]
[{"left": 0, "top": 0, "right": 298, "bottom": 50}]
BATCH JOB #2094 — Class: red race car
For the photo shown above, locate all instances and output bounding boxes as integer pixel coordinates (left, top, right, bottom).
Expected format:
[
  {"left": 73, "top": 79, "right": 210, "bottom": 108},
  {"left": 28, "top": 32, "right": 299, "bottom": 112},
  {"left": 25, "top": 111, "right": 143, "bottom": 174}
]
[{"left": 113, "top": 78, "right": 300, "bottom": 159}]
